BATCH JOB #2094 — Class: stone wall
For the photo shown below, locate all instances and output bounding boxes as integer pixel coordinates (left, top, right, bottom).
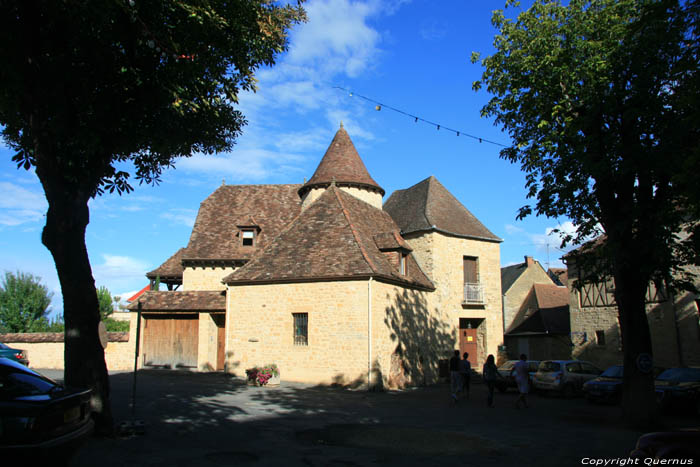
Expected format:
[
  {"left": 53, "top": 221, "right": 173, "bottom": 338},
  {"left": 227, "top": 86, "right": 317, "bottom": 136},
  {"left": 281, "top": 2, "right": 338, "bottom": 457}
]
[
  {"left": 0, "top": 332, "right": 135, "bottom": 371},
  {"left": 182, "top": 265, "right": 237, "bottom": 291},
  {"left": 301, "top": 186, "right": 383, "bottom": 210}
]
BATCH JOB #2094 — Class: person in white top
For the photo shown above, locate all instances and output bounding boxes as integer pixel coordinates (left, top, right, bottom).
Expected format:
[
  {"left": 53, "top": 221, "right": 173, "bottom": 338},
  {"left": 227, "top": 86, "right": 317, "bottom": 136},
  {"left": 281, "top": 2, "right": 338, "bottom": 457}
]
[{"left": 513, "top": 354, "right": 530, "bottom": 409}]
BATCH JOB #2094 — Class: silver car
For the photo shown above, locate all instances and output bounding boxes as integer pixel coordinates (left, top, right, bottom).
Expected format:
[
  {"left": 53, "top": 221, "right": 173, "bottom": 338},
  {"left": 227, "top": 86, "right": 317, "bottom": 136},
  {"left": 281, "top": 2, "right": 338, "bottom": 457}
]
[{"left": 533, "top": 360, "right": 602, "bottom": 397}]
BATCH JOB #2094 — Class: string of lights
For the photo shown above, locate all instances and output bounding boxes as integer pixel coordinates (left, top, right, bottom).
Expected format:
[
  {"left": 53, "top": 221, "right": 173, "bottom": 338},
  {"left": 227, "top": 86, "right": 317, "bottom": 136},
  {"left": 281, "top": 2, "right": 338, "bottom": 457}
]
[{"left": 333, "top": 86, "right": 508, "bottom": 148}]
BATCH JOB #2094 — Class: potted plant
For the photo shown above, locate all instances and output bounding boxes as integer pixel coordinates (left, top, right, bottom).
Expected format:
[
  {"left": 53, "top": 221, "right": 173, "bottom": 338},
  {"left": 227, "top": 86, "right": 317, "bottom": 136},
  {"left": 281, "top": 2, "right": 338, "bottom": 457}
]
[{"left": 245, "top": 364, "right": 280, "bottom": 386}]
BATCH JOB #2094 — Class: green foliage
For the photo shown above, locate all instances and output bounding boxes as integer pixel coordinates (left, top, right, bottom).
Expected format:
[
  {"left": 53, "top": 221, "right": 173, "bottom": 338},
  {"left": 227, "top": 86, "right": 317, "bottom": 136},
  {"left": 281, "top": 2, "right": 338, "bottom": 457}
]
[
  {"left": 103, "top": 318, "right": 130, "bottom": 332},
  {"left": 0, "top": 271, "right": 54, "bottom": 333},
  {"left": 473, "top": 0, "right": 699, "bottom": 285},
  {"left": 97, "top": 286, "right": 114, "bottom": 321},
  {"left": 0, "top": 1, "right": 306, "bottom": 198}
]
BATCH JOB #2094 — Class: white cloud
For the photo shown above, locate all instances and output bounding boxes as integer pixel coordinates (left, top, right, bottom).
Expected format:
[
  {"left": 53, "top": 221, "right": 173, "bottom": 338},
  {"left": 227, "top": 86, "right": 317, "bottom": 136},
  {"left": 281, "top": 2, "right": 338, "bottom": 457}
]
[
  {"left": 419, "top": 19, "right": 448, "bottom": 40},
  {"left": 93, "top": 254, "right": 151, "bottom": 293},
  {"left": 160, "top": 209, "right": 197, "bottom": 228},
  {"left": 0, "top": 182, "right": 47, "bottom": 226},
  {"left": 177, "top": 149, "right": 306, "bottom": 181},
  {"left": 504, "top": 224, "right": 525, "bottom": 235}
]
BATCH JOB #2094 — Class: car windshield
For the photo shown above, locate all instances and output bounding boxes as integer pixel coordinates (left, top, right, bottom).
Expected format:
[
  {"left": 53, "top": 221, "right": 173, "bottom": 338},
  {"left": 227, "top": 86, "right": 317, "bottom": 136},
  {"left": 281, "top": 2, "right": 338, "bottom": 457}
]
[
  {"left": 657, "top": 368, "right": 700, "bottom": 382},
  {"left": 499, "top": 361, "right": 516, "bottom": 370},
  {"left": 538, "top": 361, "right": 561, "bottom": 372},
  {"left": 600, "top": 366, "right": 624, "bottom": 378}
]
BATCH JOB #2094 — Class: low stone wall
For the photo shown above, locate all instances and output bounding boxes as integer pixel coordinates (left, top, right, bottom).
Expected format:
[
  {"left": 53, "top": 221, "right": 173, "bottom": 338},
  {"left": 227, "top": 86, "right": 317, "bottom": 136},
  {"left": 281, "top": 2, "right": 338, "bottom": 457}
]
[{"left": 0, "top": 332, "right": 136, "bottom": 371}]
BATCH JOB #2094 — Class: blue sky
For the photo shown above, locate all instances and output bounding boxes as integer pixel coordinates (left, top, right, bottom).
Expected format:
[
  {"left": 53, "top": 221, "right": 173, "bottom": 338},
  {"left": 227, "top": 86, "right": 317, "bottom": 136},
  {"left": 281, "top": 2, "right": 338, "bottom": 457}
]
[{"left": 0, "top": 0, "right": 576, "bottom": 317}]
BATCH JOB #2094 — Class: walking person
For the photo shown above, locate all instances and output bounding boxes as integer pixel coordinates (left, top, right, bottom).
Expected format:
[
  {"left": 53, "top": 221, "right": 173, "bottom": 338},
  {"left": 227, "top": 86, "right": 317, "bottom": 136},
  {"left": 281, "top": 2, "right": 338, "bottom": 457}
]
[
  {"left": 459, "top": 352, "right": 471, "bottom": 400},
  {"left": 513, "top": 353, "right": 530, "bottom": 409},
  {"left": 482, "top": 354, "right": 498, "bottom": 408},
  {"left": 449, "top": 350, "right": 462, "bottom": 403}
]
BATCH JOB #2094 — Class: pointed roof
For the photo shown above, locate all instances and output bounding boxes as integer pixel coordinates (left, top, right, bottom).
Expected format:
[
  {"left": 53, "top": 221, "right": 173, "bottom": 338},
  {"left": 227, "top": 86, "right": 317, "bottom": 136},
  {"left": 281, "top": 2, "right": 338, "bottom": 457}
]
[
  {"left": 298, "top": 125, "right": 384, "bottom": 197},
  {"left": 506, "top": 283, "right": 570, "bottom": 336},
  {"left": 223, "top": 186, "right": 433, "bottom": 289},
  {"left": 384, "top": 176, "right": 501, "bottom": 242},
  {"left": 126, "top": 291, "right": 226, "bottom": 312}
]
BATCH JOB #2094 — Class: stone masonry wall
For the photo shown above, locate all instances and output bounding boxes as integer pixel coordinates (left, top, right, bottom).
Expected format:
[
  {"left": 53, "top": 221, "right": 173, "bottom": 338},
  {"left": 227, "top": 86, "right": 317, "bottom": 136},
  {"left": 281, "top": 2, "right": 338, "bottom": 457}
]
[
  {"left": 183, "top": 266, "right": 236, "bottom": 291},
  {"left": 226, "top": 281, "right": 371, "bottom": 384},
  {"left": 301, "top": 186, "right": 383, "bottom": 210}
]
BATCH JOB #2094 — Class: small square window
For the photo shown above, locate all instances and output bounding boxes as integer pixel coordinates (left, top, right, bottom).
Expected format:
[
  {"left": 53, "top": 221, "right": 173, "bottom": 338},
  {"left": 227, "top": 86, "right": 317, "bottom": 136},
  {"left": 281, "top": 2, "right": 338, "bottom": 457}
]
[
  {"left": 596, "top": 330, "right": 606, "bottom": 346},
  {"left": 293, "top": 313, "right": 308, "bottom": 346},
  {"left": 241, "top": 230, "right": 255, "bottom": 246}
]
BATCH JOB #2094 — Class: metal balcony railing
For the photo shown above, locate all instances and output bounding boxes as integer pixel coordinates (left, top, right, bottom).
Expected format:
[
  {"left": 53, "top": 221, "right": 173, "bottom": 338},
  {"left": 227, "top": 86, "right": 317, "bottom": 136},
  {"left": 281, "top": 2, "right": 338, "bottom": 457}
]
[{"left": 463, "top": 282, "right": 485, "bottom": 304}]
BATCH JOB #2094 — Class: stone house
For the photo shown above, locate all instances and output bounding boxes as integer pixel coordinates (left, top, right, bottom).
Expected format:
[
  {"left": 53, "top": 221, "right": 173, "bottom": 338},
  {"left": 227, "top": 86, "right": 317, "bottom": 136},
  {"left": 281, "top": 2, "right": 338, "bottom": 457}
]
[
  {"left": 501, "top": 256, "right": 555, "bottom": 333},
  {"left": 566, "top": 243, "right": 700, "bottom": 369},
  {"left": 129, "top": 125, "right": 503, "bottom": 387},
  {"left": 503, "top": 283, "right": 571, "bottom": 360}
]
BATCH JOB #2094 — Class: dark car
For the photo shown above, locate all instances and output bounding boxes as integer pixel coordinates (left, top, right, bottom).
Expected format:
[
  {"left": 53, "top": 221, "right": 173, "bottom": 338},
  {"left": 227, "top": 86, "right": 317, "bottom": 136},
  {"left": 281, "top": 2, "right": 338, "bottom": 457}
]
[
  {"left": 495, "top": 360, "right": 540, "bottom": 393},
  {"left": 0, "top": 358, "right": 93, "bottom": 459},
  {"left": 655, "top": 367, "right": 700, "bottom": 414},
  {"left": 584, "top": 365, "right": 665, "bottom": 404},
  {"left": 0, "top": 343, "right": 29, "bottom": 367},
  {"left": 631, "top": 431, "right": 700, "bottom": 459}
]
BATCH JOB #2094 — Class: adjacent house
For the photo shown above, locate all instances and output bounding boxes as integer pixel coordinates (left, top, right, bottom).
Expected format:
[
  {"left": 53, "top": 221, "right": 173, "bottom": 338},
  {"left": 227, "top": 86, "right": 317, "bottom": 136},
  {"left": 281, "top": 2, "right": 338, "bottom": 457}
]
[
  {"left": 566, "top": 242, "right": 700, "bottom": 369},
  {"left": 501, "top": 256, "right": 555, "bottom": 333},
  {"left": 129, "top": 125, "right": 503, "bottom": 387}
]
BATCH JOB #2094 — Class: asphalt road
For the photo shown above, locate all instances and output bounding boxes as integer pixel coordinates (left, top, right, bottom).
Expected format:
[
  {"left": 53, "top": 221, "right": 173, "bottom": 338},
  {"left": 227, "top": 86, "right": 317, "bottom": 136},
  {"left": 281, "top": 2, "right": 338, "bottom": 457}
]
[{"left": 37, "top": 369, "right": 698, "bottom": 467}]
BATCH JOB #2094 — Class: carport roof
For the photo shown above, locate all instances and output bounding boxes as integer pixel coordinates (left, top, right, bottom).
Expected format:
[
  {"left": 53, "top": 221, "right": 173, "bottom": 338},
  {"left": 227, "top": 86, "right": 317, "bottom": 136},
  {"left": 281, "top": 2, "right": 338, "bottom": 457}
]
[{"left": 127, "top": 291, "right": 226, "bottom": 311}]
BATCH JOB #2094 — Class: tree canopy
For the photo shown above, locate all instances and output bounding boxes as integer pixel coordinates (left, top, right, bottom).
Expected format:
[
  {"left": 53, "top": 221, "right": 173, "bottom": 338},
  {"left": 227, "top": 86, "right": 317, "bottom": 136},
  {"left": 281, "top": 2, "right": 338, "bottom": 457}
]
[
  {"left": 472, "top": 0, "right": 699, "bottom": 425},
  {"left": 0, "top": 271, "right": 54, "bottom": 333},
  {"left": 0, "top": 0, "right": 305, "bottom": 433}
]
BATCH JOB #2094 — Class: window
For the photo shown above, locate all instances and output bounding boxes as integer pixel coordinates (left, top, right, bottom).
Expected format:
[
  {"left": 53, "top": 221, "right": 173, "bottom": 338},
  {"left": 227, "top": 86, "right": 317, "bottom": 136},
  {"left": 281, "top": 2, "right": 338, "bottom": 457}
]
[
  {"left": 241, "top": 229, "right": 255, "bottom": 246},
  {"left": 293, "top": 313, "right": 308, "bottom": 346},
  {"left": 595, "top": 330, "right": 606, "bottom": 346}
]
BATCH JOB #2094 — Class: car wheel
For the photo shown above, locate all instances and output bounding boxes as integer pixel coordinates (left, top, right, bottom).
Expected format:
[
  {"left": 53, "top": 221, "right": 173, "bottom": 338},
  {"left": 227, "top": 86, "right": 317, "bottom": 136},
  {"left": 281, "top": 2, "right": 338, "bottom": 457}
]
[{"left": 563, "top": 384, "right": 575, "bottom": 399}]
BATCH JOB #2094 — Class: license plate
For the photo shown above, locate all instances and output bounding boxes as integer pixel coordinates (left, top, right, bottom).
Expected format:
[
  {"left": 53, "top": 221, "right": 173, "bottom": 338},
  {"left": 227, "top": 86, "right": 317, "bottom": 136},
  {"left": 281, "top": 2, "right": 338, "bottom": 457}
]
[{"left": 64, "top": 406, "right": 80, "bottom": 423}]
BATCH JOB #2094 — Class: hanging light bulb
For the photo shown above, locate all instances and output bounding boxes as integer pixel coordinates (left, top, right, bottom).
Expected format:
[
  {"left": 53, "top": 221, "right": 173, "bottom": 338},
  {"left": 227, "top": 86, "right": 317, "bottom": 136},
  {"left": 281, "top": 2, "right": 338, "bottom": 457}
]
[
  {"left": 414, "top": 117, "right": 418, "bottom": 123},
  {"left": 375, "top": 105, "right": 381, "bottom": 111},
  {"left": 457, "top": 131, "right": 460, "bottom": 136},
  {"left": 349, "top": 92, "right": 353, "bottom": 97},
  {"left": 437, "top": 125, "right": 440, "bottom": 130}
]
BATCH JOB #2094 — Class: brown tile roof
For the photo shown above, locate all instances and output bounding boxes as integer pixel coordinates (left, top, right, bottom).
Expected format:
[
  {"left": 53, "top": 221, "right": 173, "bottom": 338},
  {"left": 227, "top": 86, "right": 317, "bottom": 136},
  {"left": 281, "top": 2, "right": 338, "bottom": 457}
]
[
  {"left": 223, "top": 186, "right": 434, "bottom": 289},
  {"left": 547, "top": 268, "right": 569, "bottom": 287},
  {"left": 184, "top": 184, "right": 302, "bottom": 261},
  {"left": 384, "top": 176, "right": 501, "bottom": 242},
  {"left": 373, "top": 231, "right": 412, "bottom": 251},
  {"left": 126, "top": 291, "right": 226, "bottom": 311},
  {"left": 533, "top": 283, "right": 569, "bottom": 310},
  {"left": 0, "top": 332, "right": 129, "bottom": 343},
  {"left": 298, "top": 126, "right": 384, "bottom": 197},
  {"left": 147, "top": 247, "right": 185, "bottom": 280}
]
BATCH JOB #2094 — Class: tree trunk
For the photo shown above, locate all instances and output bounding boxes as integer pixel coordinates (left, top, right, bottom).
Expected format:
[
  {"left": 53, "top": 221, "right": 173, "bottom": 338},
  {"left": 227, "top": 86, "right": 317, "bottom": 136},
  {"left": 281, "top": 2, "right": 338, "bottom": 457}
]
[
  {"left": 615, "top": 261, "right": 658, "bottom": 428},
  {"left": 40, "top": 189, "right": 113, "bottom": 435}
]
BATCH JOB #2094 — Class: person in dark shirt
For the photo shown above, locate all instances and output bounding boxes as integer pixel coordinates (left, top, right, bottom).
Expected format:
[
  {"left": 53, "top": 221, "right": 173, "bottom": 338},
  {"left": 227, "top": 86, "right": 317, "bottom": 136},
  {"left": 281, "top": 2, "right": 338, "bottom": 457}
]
[{"left": 460, "top": 352, "right": 472, "bottom": 400}]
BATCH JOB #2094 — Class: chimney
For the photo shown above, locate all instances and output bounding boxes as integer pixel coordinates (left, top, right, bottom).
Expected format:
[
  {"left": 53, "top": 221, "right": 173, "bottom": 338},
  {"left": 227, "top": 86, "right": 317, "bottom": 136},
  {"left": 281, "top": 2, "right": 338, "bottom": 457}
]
[{"left": 525, "top": 256, "right": 534, "bottom": 267}]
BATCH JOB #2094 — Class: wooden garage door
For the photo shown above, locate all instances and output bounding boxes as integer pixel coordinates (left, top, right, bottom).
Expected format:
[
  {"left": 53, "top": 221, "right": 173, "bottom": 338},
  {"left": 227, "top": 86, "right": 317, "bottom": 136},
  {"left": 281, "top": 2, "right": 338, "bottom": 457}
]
[{"left": 143, "top": 314, "right": 198, "bottom": 369}]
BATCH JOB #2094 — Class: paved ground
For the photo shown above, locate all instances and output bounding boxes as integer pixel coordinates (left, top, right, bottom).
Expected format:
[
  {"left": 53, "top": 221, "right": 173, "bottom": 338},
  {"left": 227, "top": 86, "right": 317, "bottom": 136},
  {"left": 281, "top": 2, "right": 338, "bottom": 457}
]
[{"left": 39, "top": 369, "right": 698, "bottom": 466}]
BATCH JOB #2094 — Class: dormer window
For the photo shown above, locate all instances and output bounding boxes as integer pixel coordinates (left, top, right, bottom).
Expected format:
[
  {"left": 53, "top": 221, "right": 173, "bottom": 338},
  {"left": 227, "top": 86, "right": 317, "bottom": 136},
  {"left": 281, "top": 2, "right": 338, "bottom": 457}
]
[{"left": 241, "top": 229, "right": 255, "bottom": 246}]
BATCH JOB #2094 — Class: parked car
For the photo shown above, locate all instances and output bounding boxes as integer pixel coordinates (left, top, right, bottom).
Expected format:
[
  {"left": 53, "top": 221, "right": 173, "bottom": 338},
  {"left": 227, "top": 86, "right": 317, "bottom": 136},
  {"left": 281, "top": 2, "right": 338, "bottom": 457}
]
[
  {"left": 0, "top": 357, "right": 93, "bottom": 459},
  {"left": 495, "top": 360, "right": 540, "bottom": 393},
  {"left": 655, "top": 367, "right": 700, "bottom": 414},
  {"left": 0, "top": 343, "right": 28, "bottom": 367},
  {"left": 631, "top": 431, "right": 700, "bottom": 459},
  {"left": 584, "top": 365, "right": 665, "bottom": 404},
  {"left": 533, "top": 360, "right": 602, "bottom": 397}
]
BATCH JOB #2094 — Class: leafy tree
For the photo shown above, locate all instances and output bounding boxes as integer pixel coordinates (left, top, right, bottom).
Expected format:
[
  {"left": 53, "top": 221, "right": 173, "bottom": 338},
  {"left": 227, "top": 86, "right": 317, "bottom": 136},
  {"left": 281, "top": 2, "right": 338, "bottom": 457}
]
[
  {"left": 0, "top": 271, "right": 54, "bottom": 333},
  {"left": 472, "top": 0, "right": 699, "bottom": 426},
  {"left": 97, "top": 286, "right": 114, "bottom": 321},
  {"left": 0, "top": 1, "right": 305, "bottom": 433}
]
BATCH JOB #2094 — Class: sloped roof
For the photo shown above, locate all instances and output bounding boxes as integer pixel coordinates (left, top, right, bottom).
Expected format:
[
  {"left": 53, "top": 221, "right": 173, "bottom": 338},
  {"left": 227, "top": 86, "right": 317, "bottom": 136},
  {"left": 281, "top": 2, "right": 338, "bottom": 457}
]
[
  {"left": 298, "top": 126, "right": 384, "bottom": 197},
  {"left": 127, "top": 285, "right": 151, "bottom": 302},
  {"left": 383, "top": 176, "right": 501, "bottom": 242},
  {"left": 548, "top": 268, "right": 569, "bottom": 287},
  {"left": 506, "top": 283, "right": 570, "bottom": 336},
  {"left": 501, "top": 262, "right": 528, "bottom": 294},
  {"left": 147, "top": 247, "right": 185, "bottom": 280},
  {"left": 184, "top": 184, "right": 302, "bottom": 261},
  {"left": 223, "top": 186, "right": 434, "bottom": 289},
  {"left": 126, "top": 291, "right": 226, "bottom": 311}
]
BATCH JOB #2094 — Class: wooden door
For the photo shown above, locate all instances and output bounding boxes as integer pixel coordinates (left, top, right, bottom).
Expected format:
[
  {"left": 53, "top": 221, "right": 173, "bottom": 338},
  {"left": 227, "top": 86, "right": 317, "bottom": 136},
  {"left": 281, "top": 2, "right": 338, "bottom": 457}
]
[
  {"left": 142, "top": 315, "right": 198, "bottom": 369},
  {"left": 214, "top": 315, "right": 226, "bottom": 371},
  {"left": 463, "top": 257, "right": 478, "bottom": 283},
  {"left": 459, "top": 328, "right": 478, "bottom": 368}
]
